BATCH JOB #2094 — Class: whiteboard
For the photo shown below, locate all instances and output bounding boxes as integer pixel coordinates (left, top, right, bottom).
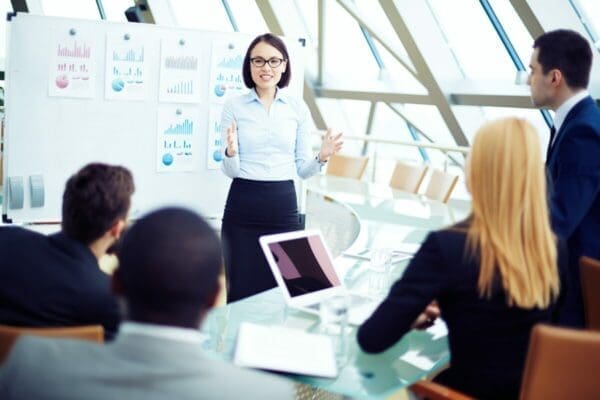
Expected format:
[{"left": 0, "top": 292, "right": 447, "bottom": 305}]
[{"left": 2, "top": 13, "right": 305, "bottom": 223}]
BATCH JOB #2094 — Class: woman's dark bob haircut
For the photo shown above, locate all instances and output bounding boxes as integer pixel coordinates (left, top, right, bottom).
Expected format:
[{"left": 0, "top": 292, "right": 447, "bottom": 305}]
[{"left": 242, "top": 33, "right": 291, "bottom": 89}]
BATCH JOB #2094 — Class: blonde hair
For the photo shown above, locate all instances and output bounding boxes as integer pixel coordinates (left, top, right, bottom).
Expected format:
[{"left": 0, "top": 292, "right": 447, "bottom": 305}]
[{"left": 466, "top": 118, "right": 559, "bottom": 308}]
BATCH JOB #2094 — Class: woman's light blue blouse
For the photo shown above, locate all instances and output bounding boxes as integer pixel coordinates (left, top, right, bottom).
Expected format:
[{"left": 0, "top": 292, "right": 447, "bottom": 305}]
[{"left": 220, "top": 89, "right": 322, "bottom": 181}]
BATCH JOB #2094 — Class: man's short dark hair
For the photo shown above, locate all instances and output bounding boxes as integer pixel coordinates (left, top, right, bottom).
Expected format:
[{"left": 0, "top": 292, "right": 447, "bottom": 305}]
[
  {"left": 242, "top": 33, "right": 291, "bottom": 89},
  {"left": 62, "top": 163, "right": 134, "bottom": 244},
  {"left": 116, "top": 208, "right": 222, "bottom": 327},
  {"left": 533, "top": 29, "right": 593, "bottom": 89}
]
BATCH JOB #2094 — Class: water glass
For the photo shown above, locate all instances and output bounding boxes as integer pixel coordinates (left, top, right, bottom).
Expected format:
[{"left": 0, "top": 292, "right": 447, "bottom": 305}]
[
  {"left": 319, "top": 294, "right": 349, "bottom": 362},
  {"left": 368, "top": 248, "right": 392, "bottom": 296}
]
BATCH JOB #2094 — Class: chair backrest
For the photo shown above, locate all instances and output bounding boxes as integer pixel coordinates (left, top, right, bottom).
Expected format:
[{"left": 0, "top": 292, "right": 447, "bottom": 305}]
[
  {"left": 389, "top": 162, "right": 428, "bottom": 193},
  {"left": 424, "top": 169, "right": 459, "bottom": 203},
  {"left": 0, "top": 324, "right": 104, "bottom": 363},
  {"left": 325, "top": 154, "right": 369, "bottom": 180},
  {"left": 519, "top": 324, "right": 600, "bottom": 400},
  {"left": 409, "top": 380, "right": 474, "bottom": 400},
  {"left": 581, "top": 256, "right": 600, "bottom": 330}
]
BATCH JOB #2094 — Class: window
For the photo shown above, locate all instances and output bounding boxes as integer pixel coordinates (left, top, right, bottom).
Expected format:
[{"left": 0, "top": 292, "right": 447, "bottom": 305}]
[
  {"left": 170, "top": 0, "right": 232, "bottom": 32},
  {"left": 40, "top": 0, "right": 100, "bottom": 20},
  {"left": 101, "top": 0, "right": 135, "bottom": 22}
]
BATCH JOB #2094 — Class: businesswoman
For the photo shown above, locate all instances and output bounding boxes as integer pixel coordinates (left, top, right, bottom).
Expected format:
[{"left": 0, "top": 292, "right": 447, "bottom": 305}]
[
  {"left": 220, "top": 33, "right": 342, "bottom": 302},
  {"left": 358, "top": 118, "right": 568, "bottom": 400}
]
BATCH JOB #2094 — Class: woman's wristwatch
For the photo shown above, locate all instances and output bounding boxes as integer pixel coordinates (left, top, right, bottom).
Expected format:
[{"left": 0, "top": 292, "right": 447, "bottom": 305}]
[{"left": 316, "top": 153, "right": 327, "bottom": 165}]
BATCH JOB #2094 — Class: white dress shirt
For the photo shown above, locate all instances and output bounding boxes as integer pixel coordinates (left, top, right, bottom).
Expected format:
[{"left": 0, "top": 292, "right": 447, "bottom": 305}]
[
  {"left": 551, "top": 90, "right": 590, "bottom": 146},
  {"left": 220, "top": 88, "right": 322, "bottom": 181}
]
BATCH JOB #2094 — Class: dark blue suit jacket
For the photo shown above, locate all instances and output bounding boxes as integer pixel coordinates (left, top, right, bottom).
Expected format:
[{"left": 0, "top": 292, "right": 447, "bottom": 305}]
[
  {"left": 546, "top": 96, "right": 600, "bottom": 327},
  {"left": 358, "top": 222, "right": 568, "bottom": 400},
  {"left": 0, "top": 227, "right": 120, "bottom": 339}
]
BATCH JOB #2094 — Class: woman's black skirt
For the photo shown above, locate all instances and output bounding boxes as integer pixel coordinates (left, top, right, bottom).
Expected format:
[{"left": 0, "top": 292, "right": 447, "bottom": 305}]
[{"left": 221, "top": 178, "right": 301, "bottom": 302}]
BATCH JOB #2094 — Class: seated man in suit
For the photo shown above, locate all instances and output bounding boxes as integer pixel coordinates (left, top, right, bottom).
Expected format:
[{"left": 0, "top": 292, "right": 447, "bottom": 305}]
[
  {"left": 0, "top": 163, "right": 134, "bottom": 339},
  {"left": 0, "top": 207, "right": 294, "bottom": 400}
]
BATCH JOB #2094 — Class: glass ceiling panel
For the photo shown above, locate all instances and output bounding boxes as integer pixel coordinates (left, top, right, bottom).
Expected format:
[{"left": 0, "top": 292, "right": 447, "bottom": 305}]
[
  {"left": 170, "top": 0, "right": 232, "bottom": 32},
  {"left": 426, "top": 0, "right": 515, "bottom": 80},
  {"left": 320, "top": 0, "right": 381, "bottom": 86},
  {"left": 487, "top": 0, "right": 534, "bottom": 69},
  {"left": 40, "top": 0, "right": 100, "bottom": 19},
  {"left": 101, "top": 0, "right": 134, "bottom": 22},
  {"left": 573, "top": 0, "right": 600, "bottom": 44},
  {"left": 225, "top": 0, "right": 268, "bottom": 35}
]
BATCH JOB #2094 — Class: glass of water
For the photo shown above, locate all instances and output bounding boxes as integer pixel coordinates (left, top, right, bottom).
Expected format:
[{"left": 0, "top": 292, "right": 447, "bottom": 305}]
[
  {"left": 319, "top": 294, "right": 349, "bottom": 363},
  {"left": 368, "top": 248, "right": 392, "bottom": 297}
]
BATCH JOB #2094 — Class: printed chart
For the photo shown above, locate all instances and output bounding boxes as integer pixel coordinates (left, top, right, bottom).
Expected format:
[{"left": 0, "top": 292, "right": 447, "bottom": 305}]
[
  {"left": 156, "top": 106, "right": 200, "bottom": 172},
  {"left": 49, "top": 30, "right": 96, "bottom": 98},
  {"left": 159, "top": 38, "right": 203, "bottom": 103},
  {"left": 105, "top": 33, "right": 149, "bottom": 100},
  {"left": 209, "top": 39, "right": 249, "bottom": 104},
  {"left": 207, "top": 105, "right": 225, "bottom": 170}
]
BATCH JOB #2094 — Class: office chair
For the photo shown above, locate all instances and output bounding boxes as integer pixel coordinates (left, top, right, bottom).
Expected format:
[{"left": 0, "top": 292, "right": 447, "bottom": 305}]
[
  {"left": 409, "top": 325, "right": 600, "bottom": 400},
  {"left": 581, "top": 255, "right": 600, "bottom": 330},
  {"left": 325, "top": 154, "right": 369, "bottom": 180},
  {"left": 0, "top": 324, "right": 104, "bottom": 363},
  {"left": 424, "top": 169, "right": 459, "bottom": 203},
  {"left": 389, "top": 162, "right": 428, "bottom": 193}
]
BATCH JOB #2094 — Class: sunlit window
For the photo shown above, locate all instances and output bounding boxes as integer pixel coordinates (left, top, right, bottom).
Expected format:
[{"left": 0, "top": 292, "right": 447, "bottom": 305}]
[
  {"left": 573, "top": 0, "right": 600, "bottom": 44},
  {"left": 101, "top": 0, "right": 134, "bottom": 22},
  {"left": 170, "top": 0, "right": 232, "bottom": 32},
  {"left": 40, "top": 0, "right": 100, "bottom": 20},
  {"left": 224, "top": 0, "right": 268, "bottom": 34},
  {"left": 426, "top": 0, "right": 515, "bottom": 80},
  {"left": 487, "top": 0, "right": 533, "bottom": 68}
]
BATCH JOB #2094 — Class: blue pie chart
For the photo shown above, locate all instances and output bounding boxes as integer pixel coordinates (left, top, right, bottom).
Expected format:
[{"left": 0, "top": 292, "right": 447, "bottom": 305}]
[
  {"left": 162, "top": 153, "right": 173, "bottom": 166},
  {"left": 213, "top": 150, "right": 223, "bottom": 162},
  {"left": 214, "top": 84, "right": 226, "bottom": 97},
  {"left": 112, "top": 78, "right": 125, "bottom": 92}
]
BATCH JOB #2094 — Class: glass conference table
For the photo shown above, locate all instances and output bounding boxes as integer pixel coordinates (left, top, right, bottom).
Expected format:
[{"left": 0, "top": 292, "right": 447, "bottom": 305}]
[{"left": 201, "top": 175, "right": 471, "bottom": 399}]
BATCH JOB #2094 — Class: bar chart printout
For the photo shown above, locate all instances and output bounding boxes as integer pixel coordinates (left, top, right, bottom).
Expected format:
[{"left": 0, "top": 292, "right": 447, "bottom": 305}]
[
  {"left": 49, "top": 29, "right": 96, "bottom": 98},
  {"left": 209, "top": 39, "right": 249, "bottom": 104},
  {"left": 159, "top": 38, "right": 203, "bottom": 103},
  {"left": 105, "top": 33, "right": 149, "bottom": 101},
  {"left": 207, "top": 105, "right": 225, "bottom": 170},
  {"left": 156, "top": 106, "right": 200, "bottom": 172}
]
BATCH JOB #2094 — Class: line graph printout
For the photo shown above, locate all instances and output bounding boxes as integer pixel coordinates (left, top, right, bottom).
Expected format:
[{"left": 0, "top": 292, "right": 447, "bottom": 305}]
[
  {"left": 156, "top": 106, "right": 200, "bottom": 172},
  {"left": 159, "top": 38, "right": 203, "bottom": 103},
  {"left": 207, "top": 105, "right": 225, "bottom": 170},
  {"left": 209, "top": 39, "right": 249, "bottom": 104},
  {"left": 48, "top": 30, "right": 96, "bottom": 98},
  {"left": 105, "top": 33, "right": 149, "bottom": 101}
]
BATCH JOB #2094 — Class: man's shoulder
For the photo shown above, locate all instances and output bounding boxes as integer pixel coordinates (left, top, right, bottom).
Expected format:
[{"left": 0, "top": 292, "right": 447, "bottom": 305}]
[
  {"left": 0, "top": 226, "right": 44, "bottom": 243},
  {"left": 2, "top": 335, "right": 103, "bottom": 378}
]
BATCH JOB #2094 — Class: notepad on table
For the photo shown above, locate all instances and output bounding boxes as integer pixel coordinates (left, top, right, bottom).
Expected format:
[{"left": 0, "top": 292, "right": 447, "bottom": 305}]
[{"left": 234, "top": 322, "right": 338, "bottom": 378}]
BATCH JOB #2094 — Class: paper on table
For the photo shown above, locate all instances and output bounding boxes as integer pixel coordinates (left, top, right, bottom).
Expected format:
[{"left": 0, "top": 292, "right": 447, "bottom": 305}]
[
  {"left": 399, "top": 350, "right": 436, "bottom": 370},
  {"left": 234, "top": 322, "right": 338, "bottom": 378},
  {"left": 343, "top": 244, "right": 420, "bottom": 263}
]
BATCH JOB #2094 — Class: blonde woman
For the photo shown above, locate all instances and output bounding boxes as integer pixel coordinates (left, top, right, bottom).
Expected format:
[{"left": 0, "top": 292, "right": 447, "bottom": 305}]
[{"left": 358, "top": 118, "right": 568, "bottom": 400}]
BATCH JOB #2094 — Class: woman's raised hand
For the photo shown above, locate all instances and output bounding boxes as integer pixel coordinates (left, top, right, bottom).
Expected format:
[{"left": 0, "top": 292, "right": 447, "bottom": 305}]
[
  {"left": 226, "top": 121, "right": 238, "bottom": 157},
  {"left": 318, "top": 128, "right": 343, "bottom": 162}
]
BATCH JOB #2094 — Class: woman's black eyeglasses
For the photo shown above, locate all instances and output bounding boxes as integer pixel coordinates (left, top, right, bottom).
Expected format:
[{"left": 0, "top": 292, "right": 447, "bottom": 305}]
[{"left": 250, "top": 57, "right": 285, "bottom": 68}]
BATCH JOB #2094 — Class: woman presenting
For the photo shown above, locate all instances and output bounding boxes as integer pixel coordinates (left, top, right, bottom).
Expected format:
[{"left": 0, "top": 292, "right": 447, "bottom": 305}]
[{"left": 220, "top": 33, "right": 342, "bottom": 302}]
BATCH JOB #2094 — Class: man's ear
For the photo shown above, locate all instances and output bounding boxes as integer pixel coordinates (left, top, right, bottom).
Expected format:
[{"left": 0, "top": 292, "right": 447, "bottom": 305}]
[
  {"left": 109, "top": 219, "right": 126, "bottom": 239},
  {"left": 550, "top": 69, "right": 563, "bottom": 86}
]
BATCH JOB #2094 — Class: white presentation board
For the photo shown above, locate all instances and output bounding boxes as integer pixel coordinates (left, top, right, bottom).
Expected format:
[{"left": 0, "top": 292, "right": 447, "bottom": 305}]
[{"left": 2, "top": 13, "right": 305, "bottom": 223}]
